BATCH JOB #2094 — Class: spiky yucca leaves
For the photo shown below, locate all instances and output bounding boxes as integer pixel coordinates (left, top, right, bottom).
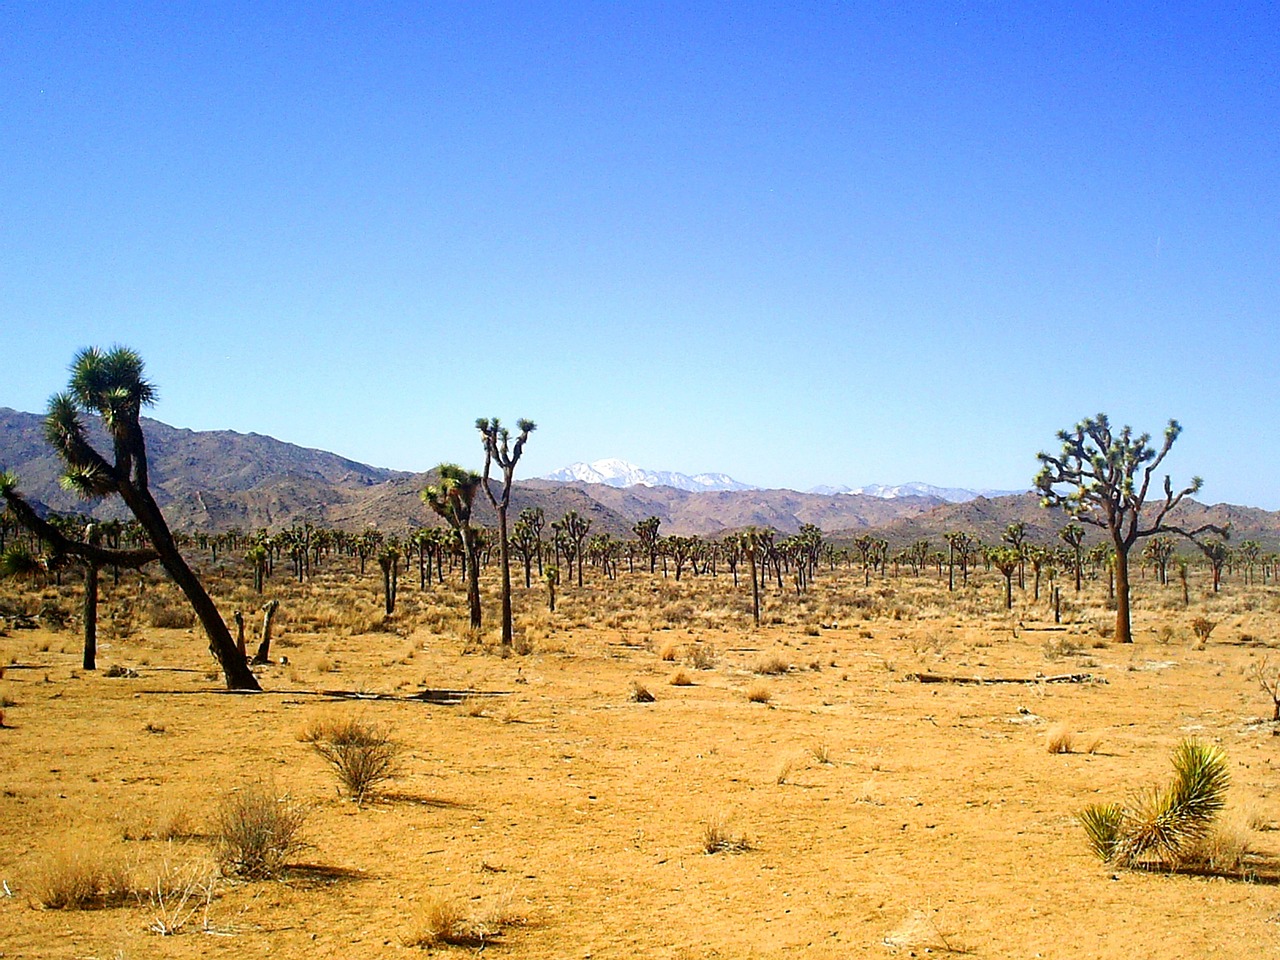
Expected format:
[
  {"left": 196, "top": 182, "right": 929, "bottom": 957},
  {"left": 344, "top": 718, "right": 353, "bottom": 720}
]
[
  {"left": 1079, "top": 803, "right": 1125, "bottom": 861},
  {"left": 1079, "top": 738, "right": 1230, "bottom": 869}
]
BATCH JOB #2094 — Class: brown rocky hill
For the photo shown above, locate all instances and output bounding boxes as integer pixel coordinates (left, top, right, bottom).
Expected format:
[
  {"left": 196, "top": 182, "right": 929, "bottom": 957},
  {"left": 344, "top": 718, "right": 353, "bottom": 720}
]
[
  {"left": 842, "top": 491, "right": 1280, "bottom": 553},
  {"left": 520, "top": 479, "right": 943, "bottom": 536},
  {"left": 3, "top": 408, "right": 1276, "bottom": 547}
]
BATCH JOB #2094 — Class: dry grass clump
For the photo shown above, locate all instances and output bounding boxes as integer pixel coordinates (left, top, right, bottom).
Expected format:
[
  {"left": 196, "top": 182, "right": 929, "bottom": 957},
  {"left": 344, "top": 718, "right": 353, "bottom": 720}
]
[
  {"left": 1183, "top": 817, "right": 1254, "bottom": 873},
  {"left": 405, "top": 890, "right": 526, "bottom": 948},
  {"left": 146, "top": 598, "right": 195, "bottom": 629},
  {"left": 120, "top": 802, "right": 199, "bottom": 842},
  {"left": 1045, "top": 723, "right": 1101, "bottom": 755},
  {"left": 686, "top": 642, "right": 717, "bottom": 670},
  {"left": 301, "top": 716, "right": 404, "bottom": 804},
  {"left": 213, "top": 782, "right": 309, "bottom": 879},
  {"left": 701, "top": 812, "right": 752, "bottom": 854},
  {"left": 33, "top": 842, "right": 135, "bottom": 909},
  {"left": 139, "top": 853, "right": 218, "bottom": 935},
  {"left": 669, "top": 668, "right": 694, "bottom": 686},
  {"left": 754, "top": 655, "right": 790, "bottom": 676},
  {"left": 745, "top": 681, "right": 772, "bottom": 704},
  {"left": 658, "top": 640, "right": 679, "bottom": 661}
]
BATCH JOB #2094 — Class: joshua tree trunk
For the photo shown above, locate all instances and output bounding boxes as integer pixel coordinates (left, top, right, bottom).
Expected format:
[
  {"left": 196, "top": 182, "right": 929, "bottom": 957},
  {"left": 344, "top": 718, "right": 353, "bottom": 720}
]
[
  {"left": 124, "top": 484, "right": 258, "bottom": 688},
  {"left": 253, "top": 600, "right": 280, "bottom": 664},
  {"left": 1113, "top": 540, "right": 1132, "bottom": 644},
  {"left": 82, "top": 561, "right": 98, "bottom": 670}
]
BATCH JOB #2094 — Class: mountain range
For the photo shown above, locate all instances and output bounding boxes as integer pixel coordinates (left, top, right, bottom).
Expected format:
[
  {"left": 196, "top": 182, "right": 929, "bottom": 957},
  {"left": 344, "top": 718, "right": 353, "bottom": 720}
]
[
  {"left": 538, "top": 458, "right": 1021, "bottom": 502},
  {"left": 2, "top": 408, "right": 1276, "bottom": 549}
]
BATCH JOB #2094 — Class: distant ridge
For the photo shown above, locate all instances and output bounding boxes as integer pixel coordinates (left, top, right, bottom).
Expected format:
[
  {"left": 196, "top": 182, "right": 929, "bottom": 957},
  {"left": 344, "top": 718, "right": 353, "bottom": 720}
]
[
  {"left": 541, "top": 458, "right": 757, "bottom": 492},
  {"left": 809, "top": 481, "right": 1026, "bottom": 503},
  {"left": 2, "top": 408, "right": 1276, "bottom": 546}
]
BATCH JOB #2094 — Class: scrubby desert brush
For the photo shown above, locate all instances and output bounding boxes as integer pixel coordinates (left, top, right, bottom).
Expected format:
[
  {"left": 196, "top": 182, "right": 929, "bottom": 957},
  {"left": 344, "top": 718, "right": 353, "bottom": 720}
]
[
  {"left": 33, "top": 841, "right": 136, "bottom": 909},
  {"left": 1079, "top": 738, "right": 1229, "bottom": 869},
  {"left": 754, "top": 655, "right": 790, "bottom": 676},
  {"left": 303, "top": 715, "right": 404, "bottom": 804},
  {"left": 745, "top": 681, "right": 772, "bottom": 704},
  {"left": 701, "top": 812, "right": 752, "bottom": 854},
  {"left": 686, "top": 642, "right": 718, "bottom": 670},
  {"left": 670, "top": 668, "right": 693, "bottom": 686},
  {"left": 213, "top": 782, "right": 309, "bottom": 879},
  {"left": 1045, "top": 723, "right": 1100, "bottom": 755},
  {"left": 405, "top": 890, "right": 526, "bottom": 948}
]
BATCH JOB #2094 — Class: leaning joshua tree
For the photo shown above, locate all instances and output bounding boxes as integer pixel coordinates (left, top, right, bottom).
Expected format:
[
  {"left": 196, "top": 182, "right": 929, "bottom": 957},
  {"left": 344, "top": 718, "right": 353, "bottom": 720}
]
[
  {"left": 1035, "top": 414, "right": 1220, "bottom": 645},
  {"left": 476, "top": 417, "right": 535, "bottom": 650},
  {"left": 7, "top": 347, "right": 259, "bottom": 688},
  {"left": 421, "top": 464, "right": 484, "bottom": 631}
]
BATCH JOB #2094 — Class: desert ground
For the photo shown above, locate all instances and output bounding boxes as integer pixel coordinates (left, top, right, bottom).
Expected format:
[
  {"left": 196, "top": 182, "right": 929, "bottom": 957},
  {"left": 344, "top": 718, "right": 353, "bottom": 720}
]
[{"left": 2, "top": 557, "right": 1279, "bottom": 959}]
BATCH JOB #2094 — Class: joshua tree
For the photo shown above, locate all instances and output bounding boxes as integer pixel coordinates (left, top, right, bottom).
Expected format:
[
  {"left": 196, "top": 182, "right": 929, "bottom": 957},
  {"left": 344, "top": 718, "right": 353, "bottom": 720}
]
[
  {"left": 1193, "top": 536, "right": 1231, "bottom": 594},
  {"left": 512, "top": 506, "right": 544, "bottom": 587},
  {"left": 553, "top": 510, "right": 592, "bottom": 588},
  {"left": 3, "top": 348, "right": 257, "bottom": 688},
  {"left": 1035, "top": 414, "right": 1220, "bottom": 645},
  {"left": 1142, "top": 535, "right": 1175, "bottom": 585},
  {"left": 989, "top": 546, "right": 1021, "bottom": 610},
  {"left": 944, "top": 531, "right": 972, "bottom": 590},
  {"left": 422, "top": 464, "right": 484, "bottom": 630},
  {"left": 739, "top": 528, "right": 765, "bottom": 627},
  {"left": 1000, "top": 522, "right": 1027, "bottom": 589},
  {"left": 634, "top": 517, "right": 662, "bottom": 573},
  {"left": 476, "top": 417, "right": 535, "bottom": 650},
  {"left": 378, "top": 545, "right": 401, "bottom": 615},
  {"left": 1238, "top": 540, "right": 1261, "bottom": 586},
  {"left": 544, "top": 564, "right": 560, "bottom": 612}
]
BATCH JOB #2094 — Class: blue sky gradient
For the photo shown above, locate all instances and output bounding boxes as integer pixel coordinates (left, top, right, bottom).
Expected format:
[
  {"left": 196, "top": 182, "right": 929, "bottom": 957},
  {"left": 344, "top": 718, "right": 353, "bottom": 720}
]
[{"left": 3, "top": 3, "right": 1277, "bottom": 506}]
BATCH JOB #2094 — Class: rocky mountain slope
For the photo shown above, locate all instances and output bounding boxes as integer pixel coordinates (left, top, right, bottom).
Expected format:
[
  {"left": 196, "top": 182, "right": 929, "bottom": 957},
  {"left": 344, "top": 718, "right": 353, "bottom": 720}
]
[{"left": 2, "top": 408, "right": 1275, "bottom": 547}]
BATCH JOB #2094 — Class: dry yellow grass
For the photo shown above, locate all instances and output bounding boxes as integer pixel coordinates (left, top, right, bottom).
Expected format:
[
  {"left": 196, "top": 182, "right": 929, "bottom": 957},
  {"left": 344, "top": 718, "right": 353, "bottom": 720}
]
[{"left": 1, "top": 552, "right": 1279, "bottom": 958}]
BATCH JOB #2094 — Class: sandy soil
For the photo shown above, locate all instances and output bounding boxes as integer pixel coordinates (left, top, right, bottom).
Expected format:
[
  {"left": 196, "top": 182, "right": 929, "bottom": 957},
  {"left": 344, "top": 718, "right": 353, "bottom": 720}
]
[{"left": 2, "top": 570, "right": 1279, "bottom": 959}]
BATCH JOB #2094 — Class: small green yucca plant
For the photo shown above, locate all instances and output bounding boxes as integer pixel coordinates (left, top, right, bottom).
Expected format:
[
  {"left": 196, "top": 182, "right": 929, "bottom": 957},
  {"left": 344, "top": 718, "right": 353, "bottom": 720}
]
[{"left": 1079, "top": 738, "right": 1229, "bottom": 869}]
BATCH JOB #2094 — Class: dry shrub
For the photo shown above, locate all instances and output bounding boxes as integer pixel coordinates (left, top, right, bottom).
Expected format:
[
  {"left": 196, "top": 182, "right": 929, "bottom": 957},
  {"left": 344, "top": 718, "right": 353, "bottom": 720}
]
[
  {"left": 213, "top": 782, "right": 308, "bottom": 879},
  {"left": 1043, "top": 635, "right": 1083, "bottom": 659},
  {"left": 33, "top": 842, "right": 134, "bottom": 909},
  {"left": 139, "top": 853, "right": 218, "bottom": 936},
  {"left": 406, "top": 890, "right": 525, "bottom": 947},
  {"left": 121, "top": 803, "right": 199, "bottom": 842},
  {"left": 669, "top": 669, "right": 693, "bottom": 686},
  {"left": 1191, "top": 617, "right": 1217, "bottom": 645},
  {"left": 1184, "top": 818, "right": 1253, "bottom": 873},
  {"left": 745, "top": 681, "right": 772, "bottom": 704},
  {"left": 146, "top": 599, "right": 195, "bottom": 629},
  {"left": 687, "top": 643, "right": 718, "bottom": 670},
  {"left": 701, "top": 812, "right": 752, "bottom": 854},
  {"left": 754, "top": 655, "right": 790, "bottom": 676},
  {"left": 1046, "top": 723, "right": 1075, "bottom": 754},
  {"left": 658, "top": 640, "right": 679, "bottom": 661},
  {"left": 1046, "top": 722, "right": 1100, "bottom": 756},
  {"left": 303, "top": 716, "right": 404, "bottom": 804}
]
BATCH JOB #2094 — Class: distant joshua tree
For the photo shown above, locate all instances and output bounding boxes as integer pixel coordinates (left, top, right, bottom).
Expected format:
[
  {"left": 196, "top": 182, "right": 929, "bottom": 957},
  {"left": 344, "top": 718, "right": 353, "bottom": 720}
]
[
  {"left": 422, "top": 464, "right": 484, "bottom": 630},
  {"left": 1, "top": 347, "right": 256, "bottom": 688},
  {"left": 1036, "top": 414, "right": 1222, "bottom": 644},
  {"left": 553, "top": 510, "right": 592, "bottom": 588},
  {"left": 476, "top": 417, "right": 535, "bottom": 650},
  {"left": 1058, "top": 522, "right": 1086, "bottom": 592},
  {"left": 634, "top": 517, "right": 661, "bottom": 574},
  {"left": 512, "top": 506, "right": 545, "bottom": 588}
]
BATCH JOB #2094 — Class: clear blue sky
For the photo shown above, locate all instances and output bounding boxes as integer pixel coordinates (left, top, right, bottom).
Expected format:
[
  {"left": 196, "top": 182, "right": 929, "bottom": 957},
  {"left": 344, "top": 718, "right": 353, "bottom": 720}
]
[{"left": 3, "top": 3, "right": 1277, "bottom": 507}]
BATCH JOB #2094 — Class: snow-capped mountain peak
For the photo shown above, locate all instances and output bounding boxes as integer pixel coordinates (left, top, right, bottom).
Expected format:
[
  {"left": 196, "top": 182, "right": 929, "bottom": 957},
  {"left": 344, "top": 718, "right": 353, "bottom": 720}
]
[
  {"left": 806, "top": 481, "right": 1024, "bottom": 502},
  {"left": 540, "top": 459, "right": 756, "bottom": 492}
]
